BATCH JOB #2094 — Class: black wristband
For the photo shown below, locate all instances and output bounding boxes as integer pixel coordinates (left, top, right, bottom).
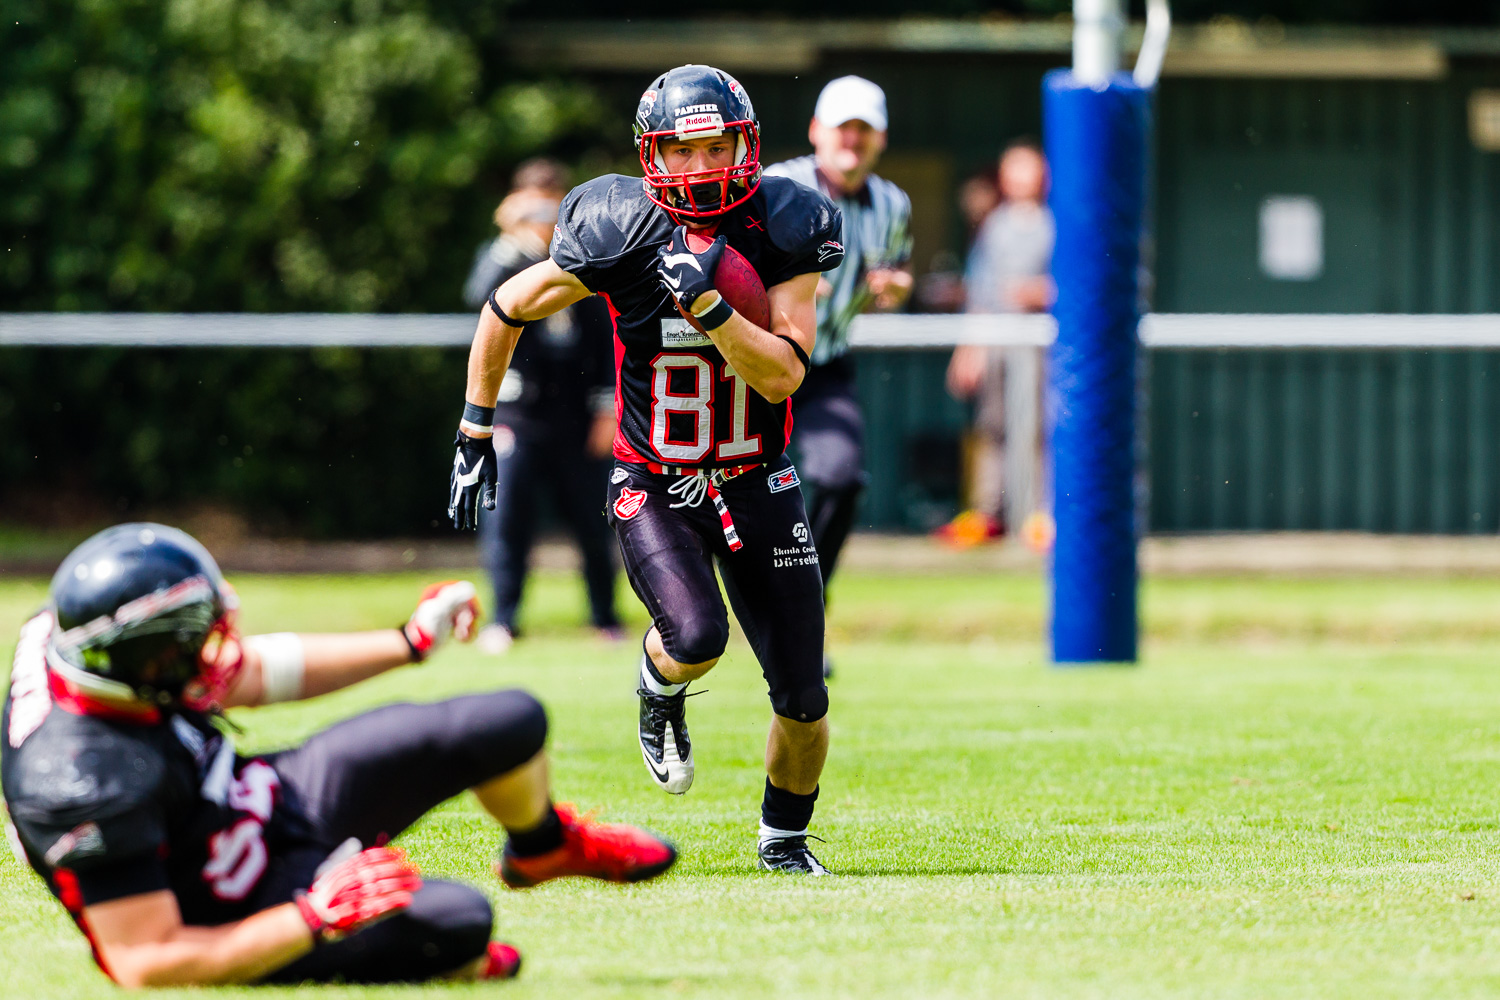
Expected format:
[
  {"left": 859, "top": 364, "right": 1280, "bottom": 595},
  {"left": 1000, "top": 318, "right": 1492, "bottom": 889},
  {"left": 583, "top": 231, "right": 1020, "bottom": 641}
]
[
  {"left": 399, "top": 624, "right": 424, "bottom": 663},
  {"left": 462, "top": 401, "right": 495, "bottom": 427},
  {"left": 777, "top": 334, "right": 811, "bottom": 371},
  {"left": 487, "top": 289, "right": 522, "bottom": 328},
  {"left": 695, "top": 296, "right": 734, "bottom": 331}
]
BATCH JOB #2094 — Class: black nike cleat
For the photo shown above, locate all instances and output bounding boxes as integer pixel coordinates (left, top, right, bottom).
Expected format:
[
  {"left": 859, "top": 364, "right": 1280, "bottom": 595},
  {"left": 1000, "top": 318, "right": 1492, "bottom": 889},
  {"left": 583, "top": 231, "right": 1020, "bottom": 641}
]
[
  {"left": 757, "top": 835, "right": 831, "bottom": 875},
  {"left": 637, "top": 663, "right": 694, "bottom": 794}
]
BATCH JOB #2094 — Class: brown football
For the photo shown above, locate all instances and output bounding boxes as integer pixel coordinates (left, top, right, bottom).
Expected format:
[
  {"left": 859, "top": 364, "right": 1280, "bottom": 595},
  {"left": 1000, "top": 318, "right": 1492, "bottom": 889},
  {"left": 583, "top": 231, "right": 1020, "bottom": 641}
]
[{"left": 679, "top": 232, "right": 771, "bottom": 332}]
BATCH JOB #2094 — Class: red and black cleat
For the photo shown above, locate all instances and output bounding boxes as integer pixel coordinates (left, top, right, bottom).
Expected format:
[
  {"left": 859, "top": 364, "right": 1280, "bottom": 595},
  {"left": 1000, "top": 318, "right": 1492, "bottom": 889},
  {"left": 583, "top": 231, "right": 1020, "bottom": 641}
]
[
  {"left": 478, "top": 941, "right": 523, "bottom": 980},
  {"left": 497, "top": 803, "right": 677, "bottom": 889}
]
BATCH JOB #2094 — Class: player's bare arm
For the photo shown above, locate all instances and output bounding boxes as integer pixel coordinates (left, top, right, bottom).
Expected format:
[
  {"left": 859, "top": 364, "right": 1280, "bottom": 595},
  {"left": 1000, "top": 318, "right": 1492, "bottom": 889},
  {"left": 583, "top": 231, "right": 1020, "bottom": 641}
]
[
  {"left": 450, "top": 262, "right": 590, "bottom": 530},
  {"left": 86, "top": 889, "right": 314, "bottom": 987},
  {"left": 694, "top": 270, "right": 818, "bottom": 404},
  {"left": 219, "top": 581, "right": 480, "bottom": 708},
  {"left": 464, "top": 260, "right": 591, "bottom": 425},
  {"left": 86, "top": 844, "right": 419, "bottom": 987}
]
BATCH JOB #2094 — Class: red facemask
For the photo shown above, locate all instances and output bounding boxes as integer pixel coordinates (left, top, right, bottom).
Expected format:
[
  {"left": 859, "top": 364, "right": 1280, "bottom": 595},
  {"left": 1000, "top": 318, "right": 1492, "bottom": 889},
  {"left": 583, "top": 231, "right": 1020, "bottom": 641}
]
[
  {"left": 181, "top": 611, "right": 245, "bottom": 713},
  {"left": 638, "top": 122, "right": 763, "bottom": 220}
]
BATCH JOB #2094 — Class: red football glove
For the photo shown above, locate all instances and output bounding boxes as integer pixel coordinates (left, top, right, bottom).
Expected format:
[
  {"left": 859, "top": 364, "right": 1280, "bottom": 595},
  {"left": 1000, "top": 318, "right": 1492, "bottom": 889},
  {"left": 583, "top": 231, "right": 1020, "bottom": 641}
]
[
  {"left": 401, "top": 580, "right": 481, "bottom": 661},
  {"left": 296, "top": 846, "right": 421, "bottom": 943}
]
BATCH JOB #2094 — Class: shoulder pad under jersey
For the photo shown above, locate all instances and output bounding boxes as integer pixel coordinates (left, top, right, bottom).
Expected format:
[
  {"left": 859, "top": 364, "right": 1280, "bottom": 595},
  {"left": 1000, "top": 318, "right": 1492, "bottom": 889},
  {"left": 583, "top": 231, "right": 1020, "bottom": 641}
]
[
  {"left": 550, "top": 174, "right": 670, "bottom": 290},
  {"left": 757, "top": 175, "right": 843, "bottom": 267},
  {"left": 6, "top": 716, "right": 167, "bottom": 847}
]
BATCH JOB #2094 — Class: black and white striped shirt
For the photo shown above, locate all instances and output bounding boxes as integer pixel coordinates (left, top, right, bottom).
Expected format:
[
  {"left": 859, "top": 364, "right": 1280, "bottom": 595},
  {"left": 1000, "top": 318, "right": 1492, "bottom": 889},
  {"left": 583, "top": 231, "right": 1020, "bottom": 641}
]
[{"left": 764, "top": 155, "right": 912, "bottom": 366}]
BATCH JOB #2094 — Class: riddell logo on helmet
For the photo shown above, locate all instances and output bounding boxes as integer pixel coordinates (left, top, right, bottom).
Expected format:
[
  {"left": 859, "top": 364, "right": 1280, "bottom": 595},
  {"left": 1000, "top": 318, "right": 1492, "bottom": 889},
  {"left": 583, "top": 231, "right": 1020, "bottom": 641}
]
[
  {"left": 613, "top": 488, "right": 647, "bottom": 520},
  {"left": 675, "top": 113, "right": 725, "bottom": 137}
]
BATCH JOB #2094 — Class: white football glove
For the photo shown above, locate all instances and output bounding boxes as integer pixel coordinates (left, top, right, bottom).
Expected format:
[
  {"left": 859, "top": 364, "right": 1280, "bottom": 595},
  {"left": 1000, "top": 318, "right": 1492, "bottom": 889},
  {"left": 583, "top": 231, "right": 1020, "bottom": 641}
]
[{"left": 401, "top": 580, "right": 480, "bottom": 661}]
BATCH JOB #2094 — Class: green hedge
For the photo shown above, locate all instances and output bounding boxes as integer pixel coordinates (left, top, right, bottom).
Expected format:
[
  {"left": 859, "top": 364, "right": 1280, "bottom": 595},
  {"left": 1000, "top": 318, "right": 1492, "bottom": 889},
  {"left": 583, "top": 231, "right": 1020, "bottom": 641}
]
[
  {"left": 1, "top": 347, "right": 471, "bottom": 537},
  {"left": 1, "top": 0, "right": 599, "bottom": 311}
]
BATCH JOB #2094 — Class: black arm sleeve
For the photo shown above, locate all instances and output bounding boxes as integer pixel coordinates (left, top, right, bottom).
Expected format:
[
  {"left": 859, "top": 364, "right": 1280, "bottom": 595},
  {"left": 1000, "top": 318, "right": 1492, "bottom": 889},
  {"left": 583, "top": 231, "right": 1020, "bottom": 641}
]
[{"left": 72, "top": 853, "right": 172, "bottom": 906}]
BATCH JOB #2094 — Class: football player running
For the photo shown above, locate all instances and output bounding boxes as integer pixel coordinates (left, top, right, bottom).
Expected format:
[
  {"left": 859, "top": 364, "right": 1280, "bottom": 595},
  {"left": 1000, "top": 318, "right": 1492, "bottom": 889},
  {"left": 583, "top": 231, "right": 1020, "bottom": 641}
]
[
  {"left": 2, "top": 523, "right": 676, "bottom": 988},
  {"left": 448, "top": 64, "right": 845, "bottom": 875}
]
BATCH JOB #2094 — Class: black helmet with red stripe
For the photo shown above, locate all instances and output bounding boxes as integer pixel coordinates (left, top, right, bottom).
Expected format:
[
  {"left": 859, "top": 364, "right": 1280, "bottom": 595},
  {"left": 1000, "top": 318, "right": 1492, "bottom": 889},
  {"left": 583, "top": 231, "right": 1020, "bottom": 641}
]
[
  {"left": 47, "top": 523, "right": 242, "bottom": 710},
  {"left": 634, "top": 64, "right": 762, "bottom": 220}
]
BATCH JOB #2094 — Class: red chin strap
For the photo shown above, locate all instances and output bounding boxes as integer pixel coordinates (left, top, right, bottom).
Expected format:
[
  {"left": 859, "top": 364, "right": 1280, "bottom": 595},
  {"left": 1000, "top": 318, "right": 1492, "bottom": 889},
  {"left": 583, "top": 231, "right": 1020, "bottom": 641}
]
[
  {"left": 639, "top": 122, "right": 762, "bottom": 220},
  {"left": 182, "top": 613, "right": 245, "bottom": 713}
]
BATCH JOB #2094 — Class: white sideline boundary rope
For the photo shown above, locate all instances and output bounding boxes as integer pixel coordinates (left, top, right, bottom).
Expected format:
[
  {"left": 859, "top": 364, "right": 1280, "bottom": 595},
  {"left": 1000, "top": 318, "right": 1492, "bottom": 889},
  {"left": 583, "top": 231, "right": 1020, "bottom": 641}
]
[{"left": 7, "top": 312, "right": 1500, "bottom": 349}]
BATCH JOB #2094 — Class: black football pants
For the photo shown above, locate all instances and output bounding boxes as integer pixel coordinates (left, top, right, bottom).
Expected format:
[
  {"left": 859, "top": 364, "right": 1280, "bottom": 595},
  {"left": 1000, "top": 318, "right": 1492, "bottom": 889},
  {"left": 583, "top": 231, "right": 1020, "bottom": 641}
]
[
  {"left": 607, "top": 456, "right": 828, "bottom": 723},
  {"left": 258, "top": 690, "right": 548, "bottom": 983},
  {"left": 790, "top": 356, "right": 866, "bottom": 603}
]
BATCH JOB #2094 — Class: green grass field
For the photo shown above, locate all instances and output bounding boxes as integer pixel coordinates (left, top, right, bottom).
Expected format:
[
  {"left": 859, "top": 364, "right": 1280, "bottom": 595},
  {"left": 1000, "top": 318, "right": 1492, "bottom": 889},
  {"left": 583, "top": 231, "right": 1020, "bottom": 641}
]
[{"left": 5, "top": 565, "right": 1500, "bottom": 998}]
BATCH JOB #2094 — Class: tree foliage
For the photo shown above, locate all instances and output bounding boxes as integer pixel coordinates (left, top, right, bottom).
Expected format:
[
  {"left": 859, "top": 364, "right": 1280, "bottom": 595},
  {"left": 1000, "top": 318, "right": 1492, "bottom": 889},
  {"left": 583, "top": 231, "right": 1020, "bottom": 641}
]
[
  {"left": 504, "top": 0, "right": 1500, "bottom": 25},
  {"left": 0, "top": 0, "right": 600, "bottom": 311}
]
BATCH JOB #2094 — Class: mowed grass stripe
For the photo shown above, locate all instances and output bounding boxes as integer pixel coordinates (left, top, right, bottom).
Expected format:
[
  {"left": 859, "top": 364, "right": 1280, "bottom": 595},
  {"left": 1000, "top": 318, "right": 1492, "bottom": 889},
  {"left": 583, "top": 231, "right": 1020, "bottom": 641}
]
[{"left": 3, "top": 569, "right": 1500, "bottom": 997}]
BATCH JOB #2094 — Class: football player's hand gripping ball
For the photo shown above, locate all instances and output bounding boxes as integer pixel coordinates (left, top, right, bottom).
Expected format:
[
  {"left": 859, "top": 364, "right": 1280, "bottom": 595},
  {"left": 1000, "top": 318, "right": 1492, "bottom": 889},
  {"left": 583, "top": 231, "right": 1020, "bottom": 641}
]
[
  {"left": 657, "top": 226, "right": 726, "bottom": 318},
  {"left": 403, "top": 580, "right": 481, "bottom": 660},
  {"left": 295, "top": 846, "right": 422, "bottom": 943},
  {"left": 448, "top": 431, "right": 497, "bottom": 531}
]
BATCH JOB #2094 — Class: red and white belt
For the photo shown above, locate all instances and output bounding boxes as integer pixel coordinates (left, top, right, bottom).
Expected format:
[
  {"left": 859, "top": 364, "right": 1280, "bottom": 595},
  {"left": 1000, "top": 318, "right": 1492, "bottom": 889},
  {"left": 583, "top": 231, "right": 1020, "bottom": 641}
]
[{"left": 649, "top": 462, "right": 763, "bottom": 552}]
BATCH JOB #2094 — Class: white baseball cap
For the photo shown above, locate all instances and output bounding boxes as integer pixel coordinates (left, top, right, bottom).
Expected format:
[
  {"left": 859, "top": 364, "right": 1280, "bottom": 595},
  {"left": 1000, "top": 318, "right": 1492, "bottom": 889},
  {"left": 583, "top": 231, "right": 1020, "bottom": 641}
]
[{"left": 814, "top": 75, "right": 888, "bottom": 132}]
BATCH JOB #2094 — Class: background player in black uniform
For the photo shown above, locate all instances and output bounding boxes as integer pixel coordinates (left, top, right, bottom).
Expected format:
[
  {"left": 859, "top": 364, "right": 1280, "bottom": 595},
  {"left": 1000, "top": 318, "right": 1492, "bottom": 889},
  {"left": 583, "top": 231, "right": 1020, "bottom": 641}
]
[
  {"left": 448, "top": 65, "right": 845, "bottom": 874},
  {"left": 461, "top": 158, "right": 622, "bottom": 653},
  {"left": 3, "top": 523, "right": 675, "bottom": 987}
]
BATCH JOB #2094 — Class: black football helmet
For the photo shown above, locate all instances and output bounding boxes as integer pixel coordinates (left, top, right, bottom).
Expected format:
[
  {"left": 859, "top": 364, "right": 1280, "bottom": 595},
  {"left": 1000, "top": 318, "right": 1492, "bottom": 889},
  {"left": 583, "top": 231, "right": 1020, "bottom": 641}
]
[
  {"left": 47, "top": 523, "right": 242, "bottom": 709},
  {"left": 634, "top": 64, "right": 762, "bottom": 220}
]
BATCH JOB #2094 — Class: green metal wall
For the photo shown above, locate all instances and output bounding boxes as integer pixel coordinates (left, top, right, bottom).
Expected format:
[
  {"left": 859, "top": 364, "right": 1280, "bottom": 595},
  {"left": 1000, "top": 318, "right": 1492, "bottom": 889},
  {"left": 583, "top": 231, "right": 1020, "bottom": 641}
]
[
  {"left": 1150, "top": 348, "right": 1500, "bottom": 533},
  {"left": 1149, "top": 68, "right": 1500, "bottom": 532}
]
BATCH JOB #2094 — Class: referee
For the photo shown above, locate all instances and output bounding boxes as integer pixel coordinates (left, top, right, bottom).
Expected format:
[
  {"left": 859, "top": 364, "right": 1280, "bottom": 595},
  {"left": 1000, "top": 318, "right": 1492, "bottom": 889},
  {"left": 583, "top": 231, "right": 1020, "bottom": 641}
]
[{"left": 766, "top": 76, "right": 913, "bottom": 677}]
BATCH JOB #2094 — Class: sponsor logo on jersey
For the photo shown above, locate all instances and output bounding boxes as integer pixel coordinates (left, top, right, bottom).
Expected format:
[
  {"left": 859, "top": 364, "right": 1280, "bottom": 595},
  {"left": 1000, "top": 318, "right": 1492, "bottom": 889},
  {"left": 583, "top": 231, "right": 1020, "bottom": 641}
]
[
  {"left": 614, "top": 488, "right": 647, "bottom": 520},
  {"left": 767, "top": 466, "right": 801, "bottom": 493},
  {"left": 44, "top": 821, "right": 105, "bottom": 867},
  {"left": 661, "top": 317, "right": 711, "bottom": 348},
  {"left": 792, "top": 521, "right": 810, "bottom": 544},
  {"left": 675, "top": 112, "right": 725, "bottom": 138},
  {"left": 818, "top": 240, "right": 845, "bottom": 264},
  {"left": 611, "top": 467, "right": 629, "bottom": 484}
]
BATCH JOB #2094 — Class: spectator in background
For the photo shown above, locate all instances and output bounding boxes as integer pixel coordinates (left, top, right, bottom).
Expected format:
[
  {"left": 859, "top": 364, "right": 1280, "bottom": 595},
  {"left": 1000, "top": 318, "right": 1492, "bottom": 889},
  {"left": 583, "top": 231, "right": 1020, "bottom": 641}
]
[
  {"left": 940, "top": 141, "right": 1054, "bottom": 547},
  {"left": 462, "top": 159, "right": 622, "bottom": 653}
]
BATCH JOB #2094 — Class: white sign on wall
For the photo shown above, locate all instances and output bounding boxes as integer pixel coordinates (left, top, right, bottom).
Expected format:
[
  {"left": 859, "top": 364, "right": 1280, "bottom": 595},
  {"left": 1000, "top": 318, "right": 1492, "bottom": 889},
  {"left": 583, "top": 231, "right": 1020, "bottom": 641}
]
[{"left": 1258, "top": 195, "right": 1324, "bottom": 281}]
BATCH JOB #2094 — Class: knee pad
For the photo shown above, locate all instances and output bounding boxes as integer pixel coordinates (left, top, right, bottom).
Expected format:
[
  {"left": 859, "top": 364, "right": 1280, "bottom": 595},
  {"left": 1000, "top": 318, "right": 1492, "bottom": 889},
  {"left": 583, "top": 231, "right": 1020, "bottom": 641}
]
[
  {"left": 663, "top": 616, "right": 729, "bottom": 666},
  {"left": 408, "top": 881, "right": 493, "bottom": 966},
  {"left": 772, "top": 683, "right": 829, "bottom": 723},
  {"left": 451, "top": 690, "right": 548, "bottom": 771}
]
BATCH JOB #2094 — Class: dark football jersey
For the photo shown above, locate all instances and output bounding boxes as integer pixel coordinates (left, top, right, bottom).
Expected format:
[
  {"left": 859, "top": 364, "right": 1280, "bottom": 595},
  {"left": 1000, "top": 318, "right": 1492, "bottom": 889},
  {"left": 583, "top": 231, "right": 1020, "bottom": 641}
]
[
  {"left": 2, "top": 611, "right": 313, "bottom": 938},
  {"left": 550, "top": 174, "right": 844, "bottom": 469}
]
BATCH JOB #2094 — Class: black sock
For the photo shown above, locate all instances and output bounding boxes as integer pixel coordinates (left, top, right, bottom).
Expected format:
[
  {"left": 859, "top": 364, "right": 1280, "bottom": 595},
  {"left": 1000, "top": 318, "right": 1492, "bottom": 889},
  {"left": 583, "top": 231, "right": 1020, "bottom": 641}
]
[
  {"left": 506, "top": 804, "right": 564, "bottom": 857},
  {"left": 761, "top": 778, "right": 818, "bottom": 834}
]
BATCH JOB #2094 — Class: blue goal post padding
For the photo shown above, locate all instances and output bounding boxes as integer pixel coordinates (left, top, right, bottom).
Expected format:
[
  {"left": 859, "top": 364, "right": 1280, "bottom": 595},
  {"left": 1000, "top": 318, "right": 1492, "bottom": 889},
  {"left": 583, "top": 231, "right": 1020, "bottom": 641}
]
[{"left": 1043, "top": 70, "right": 1150, "bottom": 664}]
